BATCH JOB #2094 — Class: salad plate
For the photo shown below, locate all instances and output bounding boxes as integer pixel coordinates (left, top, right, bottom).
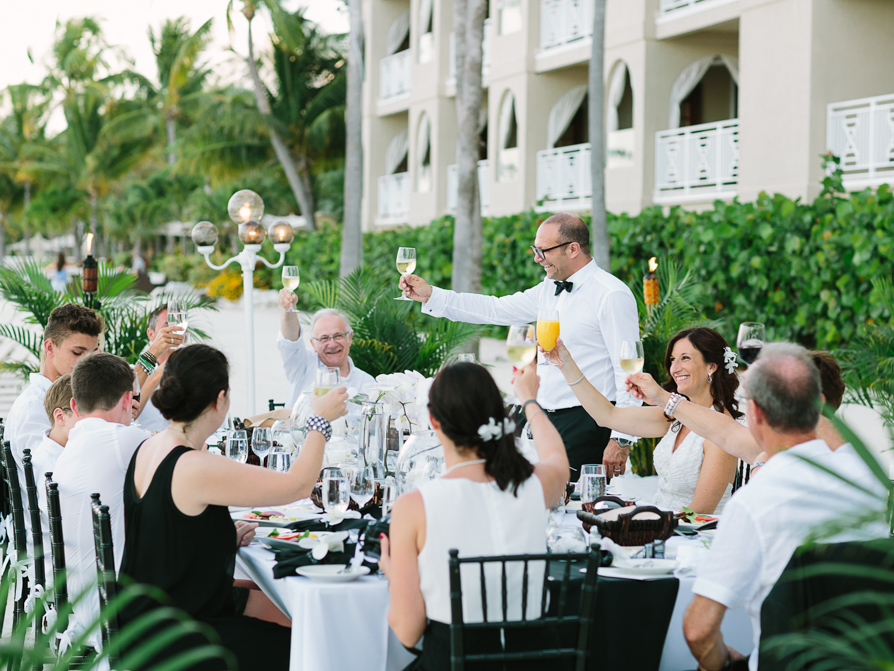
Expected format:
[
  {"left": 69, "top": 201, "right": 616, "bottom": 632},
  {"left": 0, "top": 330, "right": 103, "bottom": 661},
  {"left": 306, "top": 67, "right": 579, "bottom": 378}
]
[{"left": 296, "top": 565, "right": 371, "bottom": 583}]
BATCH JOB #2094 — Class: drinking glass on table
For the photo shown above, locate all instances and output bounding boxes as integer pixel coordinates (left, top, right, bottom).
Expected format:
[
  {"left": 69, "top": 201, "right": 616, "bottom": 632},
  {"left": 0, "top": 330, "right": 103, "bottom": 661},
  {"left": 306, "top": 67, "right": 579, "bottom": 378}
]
[
  {"left": 536, "top": 310, "right": 560, "bottom": 365},
  {"left": 226, "top": 430, "right": 249, "bottom": 464},
  {"left": 282, "top": 266, "right": 300, "bottom": 312},
  {"left": 381, "top": 478, "right": 398, "bottom": 516},
  {"left": 395, "top": 247, "right": 416, "bottom": 301},
  {"left": 619, "top": 340, "right": 645, "bottom": 375},
  {"left": 349, "top": 465, "right": 376, "bottom": 508},
  {"left": 580, "top": 464, "right": 606, "bottom": 503},
  {"left": 251, "top": 427, "right": 273, "bottom": 465},
  {"left": 322, "top": 471, "right": 350, "bottom": 515},
  {"left": 167, "top": 299, "right": 188, "bottom": 349},
  {"left": 266, "top": 446, "right": 292, "bottom": 472},
  {"left": 315, "top": 367, "right": 341, "bottom": 397},
  {"left": 737, "top": 322, "right": 765, "bottom": 365},
  {"left": 506, "top": 325, "right": 537, "bottom": 367}
]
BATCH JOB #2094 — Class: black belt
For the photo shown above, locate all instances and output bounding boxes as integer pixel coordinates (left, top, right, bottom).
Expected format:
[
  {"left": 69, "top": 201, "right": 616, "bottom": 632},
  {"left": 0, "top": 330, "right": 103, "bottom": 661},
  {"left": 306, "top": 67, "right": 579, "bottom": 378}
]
[{"left": 543, "top": 406, "right": 583, "bottom": 414}]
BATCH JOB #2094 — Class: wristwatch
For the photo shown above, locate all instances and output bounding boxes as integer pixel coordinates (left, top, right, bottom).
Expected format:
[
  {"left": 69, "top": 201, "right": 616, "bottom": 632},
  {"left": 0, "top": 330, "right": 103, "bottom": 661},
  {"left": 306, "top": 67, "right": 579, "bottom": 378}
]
[{"left": 615, "top": 439, "right": 636, "bottom": 449}]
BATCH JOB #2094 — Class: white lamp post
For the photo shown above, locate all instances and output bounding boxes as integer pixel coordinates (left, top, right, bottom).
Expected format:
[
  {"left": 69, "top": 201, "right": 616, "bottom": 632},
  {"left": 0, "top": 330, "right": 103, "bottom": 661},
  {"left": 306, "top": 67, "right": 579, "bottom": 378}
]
[{"left": 191, "top": 189, "right": 295, "bottom": 414}]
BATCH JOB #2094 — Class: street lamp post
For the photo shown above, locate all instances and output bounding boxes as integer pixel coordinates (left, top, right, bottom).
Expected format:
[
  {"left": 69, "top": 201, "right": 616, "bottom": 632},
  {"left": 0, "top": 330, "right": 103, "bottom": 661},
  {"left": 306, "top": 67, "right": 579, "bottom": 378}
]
[{"left": 191, "top": 189, "right": 295, "bottom": 414}]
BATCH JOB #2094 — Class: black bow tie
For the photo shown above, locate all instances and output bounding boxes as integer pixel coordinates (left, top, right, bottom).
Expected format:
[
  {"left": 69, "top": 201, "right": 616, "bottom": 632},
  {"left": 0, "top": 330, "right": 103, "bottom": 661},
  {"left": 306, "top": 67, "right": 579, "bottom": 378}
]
[{"left": 554, "top": 280, "right": 573, "bottom": 296}]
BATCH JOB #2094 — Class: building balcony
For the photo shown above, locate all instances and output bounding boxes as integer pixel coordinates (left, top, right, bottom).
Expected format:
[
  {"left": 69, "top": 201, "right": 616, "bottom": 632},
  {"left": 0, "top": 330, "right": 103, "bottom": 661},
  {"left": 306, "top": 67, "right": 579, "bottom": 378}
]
[
  {"left": 377, "top": 172, "right": 410, "bottom": 225},
  {"left": 447, "top": 161, "right": 490, "bottom": 213},
  {"left": 658, "top": 0, "right": 738, "bottom": 19},
  {"left": 448, "top": 19, "right": 492, "bottom": 84},
  {"left": 536, "top": 142, "right": 592, "bottom": 211},
  {"left": 827, "top": 93, "right": 894, "bottom": 190},
  {"left": 540, "top": 0, "right": 593, "bottom": 52},
  {"left": 654, "top": 119, "right": 739, "bottom": 203},
  {"left": 379, "top": 50, "right": 411, "bottom": 103}
]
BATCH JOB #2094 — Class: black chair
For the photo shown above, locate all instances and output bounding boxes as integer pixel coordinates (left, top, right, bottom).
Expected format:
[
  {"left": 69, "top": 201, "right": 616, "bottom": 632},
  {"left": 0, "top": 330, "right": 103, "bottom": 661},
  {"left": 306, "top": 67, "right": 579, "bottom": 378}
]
[
  {"left": 2, "top": 440, "right": 31, "bottom": 630},
  {"left": 732, "top": 459, "right": 751, "bottom": 493},
  {"left": 759, "top": 538, "right": 894, "bottom": 670},
  {"left": 45, "top": 476, "right": 70, "bottom": 634},
  {"left": 22, "top": 450, "right": 47, "bottom": 592},
  {"left": 447, "top": 547, "right": 601, "bottom": 671},
  {"left": 91, "top": 496, "right": 120, "bottom": 667},
  {"left": 268, "top": 399, "right": 285, "bottom": 412}
]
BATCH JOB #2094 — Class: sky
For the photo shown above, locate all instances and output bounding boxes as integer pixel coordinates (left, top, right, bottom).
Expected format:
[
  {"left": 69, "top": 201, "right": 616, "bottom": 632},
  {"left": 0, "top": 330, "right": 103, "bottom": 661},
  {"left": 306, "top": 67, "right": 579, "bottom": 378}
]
[{"left": 0, "top": 0, "right": 348, "bottom": 93}]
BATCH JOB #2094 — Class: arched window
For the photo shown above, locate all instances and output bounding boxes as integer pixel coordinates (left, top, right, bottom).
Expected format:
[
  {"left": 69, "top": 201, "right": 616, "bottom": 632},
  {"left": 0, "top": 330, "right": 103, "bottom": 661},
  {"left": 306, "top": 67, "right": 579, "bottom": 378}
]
[
  {"left": 418, "top": 0, "right": 434, "bottom": 63},
  {"left": 547, "top": 85, "right": 588, "bottom": 149},
  {"left": 669, "top": 55, "right": 739, "bottom": 129},
  {"left": 498, "top": 91, "right": 519, "bottom": 182},
  {"left": 416, "top": 112, "right": 432, "bottom": 192},
  {"left": 387, "top": 11, "right": 411, "bottom": 55},
  {"left": 607, "top": 61, "right": 634, "bottom": 168},
  {"left": 385, "top": 129, "right": 409, "bottom": 175}
]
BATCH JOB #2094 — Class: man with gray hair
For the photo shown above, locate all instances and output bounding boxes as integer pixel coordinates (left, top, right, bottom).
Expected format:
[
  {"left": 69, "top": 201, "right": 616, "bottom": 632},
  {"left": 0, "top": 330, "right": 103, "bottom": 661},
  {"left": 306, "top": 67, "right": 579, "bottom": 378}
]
[
  {"left": 278, "top": 291, "right": 375, "bottom": 407},
  {"left": 679, "top": 343, "right": 888, "bottom": 671}
]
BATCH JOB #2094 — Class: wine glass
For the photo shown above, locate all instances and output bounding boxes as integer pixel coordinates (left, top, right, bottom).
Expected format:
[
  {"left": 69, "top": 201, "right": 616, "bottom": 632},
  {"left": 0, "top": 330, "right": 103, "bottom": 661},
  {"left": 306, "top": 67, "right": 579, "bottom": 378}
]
[
  {"left": 167, "top": 299, "right": 188, "bottom": 349},
  {"left": 619, "top": 340, "right": 645, "bottom": 375},
  {"left": 349, "top": 465, "right": 376, "bottom": 509},
  {"left": 226, "top": 430, "right": 249, "bottom": 463},
  {"left": 381, "top": 478, "right": 398, "bottom": 516},
  {"left": 536, "top": 309, "right": 560, "bottom": 365},
  {"left": 322, "top": 472, "right": 350, "bottom": 515},
  {"left": 395, "top": 247, "right": 416, "bottom": 300},
  {"left": 282, "top": 266, "right": 300, "bottom": 312},
  {"left": 737, "top": 322, "right": 766, "bottom": 365},
  {"left": 266, "top": 446, "right": 292, "bottom": 472},
  {"left": 271, "top": 419, "right": 294, "bottom": 453},
  {"left": 252, "top": 427, "right": 273, "bottom": 465},
  {"left": 506, "top": 325, "right": 537, "bottom": 367},
  {"left": 315, "top": 367, "right": 340, "bottom": 397}
]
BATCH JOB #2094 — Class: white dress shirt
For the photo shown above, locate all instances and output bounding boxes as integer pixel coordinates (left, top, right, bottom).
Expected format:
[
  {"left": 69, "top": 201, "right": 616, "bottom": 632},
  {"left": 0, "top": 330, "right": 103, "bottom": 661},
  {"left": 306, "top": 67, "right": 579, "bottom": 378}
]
[
  {"left": 55, "top": 417, "right": 149, "bottom": 636},
  {"left": 422, "top": 259, "right": 641, "bottom": 441},
  {"left": 4, "top": 372, "right": 53, "bottom": 543},
  {"left": 33, "top": 431, "right": 64, "bottom": 582},
  {"left": 276, "top": 330, "right": 376, "bottom": 408},
  {"left": 692, "top": 440, "right": 889, "bottom": 670}
]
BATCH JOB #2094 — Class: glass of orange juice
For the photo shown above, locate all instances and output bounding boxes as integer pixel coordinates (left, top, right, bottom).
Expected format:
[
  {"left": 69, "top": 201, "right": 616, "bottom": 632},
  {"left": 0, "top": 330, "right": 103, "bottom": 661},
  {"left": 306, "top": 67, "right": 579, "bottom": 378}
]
[{"left": 536, "top": 309, "right": 560, "bottom": 365}]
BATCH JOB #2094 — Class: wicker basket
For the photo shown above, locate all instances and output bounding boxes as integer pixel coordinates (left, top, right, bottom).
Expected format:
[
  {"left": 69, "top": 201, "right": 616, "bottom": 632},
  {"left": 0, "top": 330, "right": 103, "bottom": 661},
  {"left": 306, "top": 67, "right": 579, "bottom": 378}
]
[
  {"left": 577, "top": 496, "right": 635, "bottom": 533},
  {"left": 578, "top": 505, "right": 677, "bottom": 546}
]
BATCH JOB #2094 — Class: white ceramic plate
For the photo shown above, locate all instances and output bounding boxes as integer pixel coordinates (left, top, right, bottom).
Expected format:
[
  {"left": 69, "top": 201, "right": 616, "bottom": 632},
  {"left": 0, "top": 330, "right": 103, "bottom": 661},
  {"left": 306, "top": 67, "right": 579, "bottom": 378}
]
[
  {"left": 296, "top": 565, "right": 371, "bottom": 582},
  {"left": 677, "top": 515, "right": 719, "bottom": 532},
  {"left": 619, "top": 559, "right": 678, "bottom": 575}
]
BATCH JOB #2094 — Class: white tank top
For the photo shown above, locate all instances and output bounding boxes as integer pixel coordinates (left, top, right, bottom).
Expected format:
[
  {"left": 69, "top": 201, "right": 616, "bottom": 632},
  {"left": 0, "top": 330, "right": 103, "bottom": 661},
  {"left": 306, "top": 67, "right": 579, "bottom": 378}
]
[{"left": 417, "top": 474, "right": 548, "bottom": 624}]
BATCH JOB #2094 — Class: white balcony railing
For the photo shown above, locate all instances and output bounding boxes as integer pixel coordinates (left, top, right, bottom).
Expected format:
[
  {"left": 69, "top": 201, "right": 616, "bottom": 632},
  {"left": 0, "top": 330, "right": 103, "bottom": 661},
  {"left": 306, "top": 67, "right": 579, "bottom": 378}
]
[
  {"left": 654, "top": 119, "right": 739, "bottom": 202},
  {"left": 379, "top": 50, "right": 411, "bottom": 102},
  {"left": 377, "top": 172, "right": 409, "bottom": 223},
  {"left": 447, "top": 161, "right": 490, "bottom": 213},
  {"left": 448, "top": 19, "right": 492, "bottom": 82},
  {"left": 536, "top": 142, "right": 592, "bottom": 209},
  {"left": 827, "top": 93, "right": 894, "bottom": 188},
  {"left": 540, "top": 0, "right": 593, "bottom": 51},
  {"left": 658, "top": 0, "right": 736, "bottom": 16}
]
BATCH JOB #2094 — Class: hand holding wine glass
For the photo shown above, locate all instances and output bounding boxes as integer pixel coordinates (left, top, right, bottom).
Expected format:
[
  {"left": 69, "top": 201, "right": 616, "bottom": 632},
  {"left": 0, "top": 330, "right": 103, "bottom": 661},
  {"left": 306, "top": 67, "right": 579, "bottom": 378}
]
[
  {"left": 282, "top": 266, "right": 300, "bottom": 312},
  {"left": 737, "top": 322, "right": 765, "bottom": 364},
  {"left": 395, "top": 247, "right": 416, "bottom": 301},
  {"left": 506, "top": 325, "right": 537, "bottom": 368},
  {"left": 167, "top": 299, "right": 188, "bottom": 349}
]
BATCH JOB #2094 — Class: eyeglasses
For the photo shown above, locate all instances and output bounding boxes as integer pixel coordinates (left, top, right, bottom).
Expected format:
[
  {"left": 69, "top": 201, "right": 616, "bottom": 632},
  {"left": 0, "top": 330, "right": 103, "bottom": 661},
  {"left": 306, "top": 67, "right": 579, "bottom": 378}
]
[
  {"left": 312, "top": 332, "right": 349, "bottom": 345},
  {"left": 530, "top": 241, "right": 572, "bottom": 259}
]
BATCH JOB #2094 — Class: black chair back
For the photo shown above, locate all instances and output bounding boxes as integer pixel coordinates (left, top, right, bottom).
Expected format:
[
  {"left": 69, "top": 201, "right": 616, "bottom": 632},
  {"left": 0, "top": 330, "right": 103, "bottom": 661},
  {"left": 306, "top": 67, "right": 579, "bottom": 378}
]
[
  {"left": 2, "top": 439, "right": 30, "bottom": 628},
  {"left": 447, "top": 547, "right": 601, "bottom": 671},
  {"left": 91, "top": 497, "right": 120, "bottom": 666},
  {"left": 22, "top": 449, "right": 47, "bottom": 590},
  {"left": 732, "top": 459, "right": 751, "bottom": 493},
  {"left": 268, "top": 399, "right": 286, "bottom": 411},
  {"left": 45, "top": 475, "right": 70, "bottom": 632}
]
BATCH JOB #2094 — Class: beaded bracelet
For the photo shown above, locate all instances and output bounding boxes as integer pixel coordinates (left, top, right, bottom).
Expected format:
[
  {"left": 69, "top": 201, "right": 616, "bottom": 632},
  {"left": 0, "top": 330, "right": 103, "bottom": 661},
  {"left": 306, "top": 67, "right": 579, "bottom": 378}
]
[
  {"left": 663, "top": 392, "right": 683, "bottom": 419},
  {"left": 305, "top": 415, "right": 333, "bottom": 442},
  {"left": 140, "top": 349, "right": 158, "bottom": 365},
  {"left": 136, "top": 358, "right": 155, "bottom": 376}
]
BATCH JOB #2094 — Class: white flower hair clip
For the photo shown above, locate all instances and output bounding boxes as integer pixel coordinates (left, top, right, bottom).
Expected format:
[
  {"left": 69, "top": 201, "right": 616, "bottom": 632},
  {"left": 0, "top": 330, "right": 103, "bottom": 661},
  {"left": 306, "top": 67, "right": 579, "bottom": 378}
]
[
  {"left": 477, "top": 417, "right": 517, "bottom": 442},
  {"left": 723, "top": 346, "right": 738, "bottom": 375}
]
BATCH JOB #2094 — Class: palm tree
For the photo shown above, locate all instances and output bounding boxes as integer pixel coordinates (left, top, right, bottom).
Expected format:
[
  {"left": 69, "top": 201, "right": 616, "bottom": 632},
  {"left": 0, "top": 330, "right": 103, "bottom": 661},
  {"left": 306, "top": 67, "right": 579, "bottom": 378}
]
[
  {"left": 340, "top": 0, "right": 364, "bottom": 277},
  {"left": 588, "top": 0, "right": 610, "bottom": 270},
  {"left": 452, "top": 0, "right": 488, "bottom": 294}
]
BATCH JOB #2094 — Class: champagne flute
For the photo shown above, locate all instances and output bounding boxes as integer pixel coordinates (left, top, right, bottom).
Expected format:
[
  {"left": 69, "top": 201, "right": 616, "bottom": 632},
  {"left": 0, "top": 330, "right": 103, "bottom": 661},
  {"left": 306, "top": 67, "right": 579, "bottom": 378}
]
[
  {"left": 322, "top": 472, "right": 350, "bottom": 515},
  {"left": 536, "top": 309, "right": 560, "bottom": 366},
  {"left": 350, "top": 465, "right": 376, "bottom": 508},
  {"left": 619, "top": 340, "right": 645, "bottom": 375},
  {"left": 252, "top": 427, "right": 273, "bottom": 465},
  {"left": 737, "top": 322, "right": 766, "bottom": 365},
  {"left": 226, "top": 430, "right": 249, "bottom": 464},
  {"left": 167, "top": 299, "right": 188, "bottom": 349},
  {"left": 395, "top": 247, "right": 416, "bottom": 301},
  {"left": 506, "top": 325, "right": 537, "bottom": 367},
  {"left": 282, "top": 266, "right": 300, "bottom": 312},
  {"left": 315, "top": 367, "right": 340, "bottom": 397}
]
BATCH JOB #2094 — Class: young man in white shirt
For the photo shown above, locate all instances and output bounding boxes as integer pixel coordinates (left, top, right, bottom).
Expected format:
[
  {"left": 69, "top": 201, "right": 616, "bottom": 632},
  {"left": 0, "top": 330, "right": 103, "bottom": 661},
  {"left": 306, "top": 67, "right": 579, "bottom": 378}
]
[
  {"left": 399, "top": 213, "right": 641, "bottom": 477},
  {"left": 54, "top": 352, "right": 149, "bottom": 639},
  {"left": 32, "top": 373, "right": 78, "bottom": 581},
  {"left": 680, "top": 343, "right": 888, "bottom": 671},
  {"left": 275, "top": 303, "right": 375, "bottom": 408},
  {"left": 5, "top": 304, "right": 102, "bottom": 540}
]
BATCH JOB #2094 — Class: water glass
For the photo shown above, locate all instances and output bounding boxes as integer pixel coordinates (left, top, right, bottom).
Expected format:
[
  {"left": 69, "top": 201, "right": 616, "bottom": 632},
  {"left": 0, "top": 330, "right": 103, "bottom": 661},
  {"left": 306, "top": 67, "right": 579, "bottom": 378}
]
[
  {"left": 350, "top": 465, "right": 376, "bottom": 508},
  {"left": 580, "top": 464, "right": 606, "bottom": 503},
  {"left": 266, "top": 447, "right": 292, "bottom": 472},
  {"left": 381, "top": 478, "right": 398, "bottom": 516},
  {"left": 252, "top": 427, "right": 273, "bottom": 463},
  {"left": 322, "top": 473, "right": 350, "bottom": 515},
  {"left": 167, "top": 298, "right": 188, "bottom": 348},
  {"left": 226, "top": 430, "right": 248, "bottom": 464}
]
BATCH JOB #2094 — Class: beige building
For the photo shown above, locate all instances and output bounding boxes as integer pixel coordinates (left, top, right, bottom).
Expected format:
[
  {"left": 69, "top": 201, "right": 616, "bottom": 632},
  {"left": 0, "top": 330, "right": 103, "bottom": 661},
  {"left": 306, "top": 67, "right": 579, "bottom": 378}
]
[{"left": 362, "top": 0, "right": 894, "bottom": 228}]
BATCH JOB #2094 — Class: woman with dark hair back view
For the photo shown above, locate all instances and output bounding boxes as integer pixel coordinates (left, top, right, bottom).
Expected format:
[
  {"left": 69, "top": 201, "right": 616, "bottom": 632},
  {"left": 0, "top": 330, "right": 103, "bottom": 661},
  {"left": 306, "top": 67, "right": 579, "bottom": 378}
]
[
  {"left": 547, "top": 327, "right": 742, "bottom": 514},
  {"left": 378, "top": 362, "right": 569, "bottom": 670},
  {"left": 119, "top": 344, "right": 347, "bottom": 671}
]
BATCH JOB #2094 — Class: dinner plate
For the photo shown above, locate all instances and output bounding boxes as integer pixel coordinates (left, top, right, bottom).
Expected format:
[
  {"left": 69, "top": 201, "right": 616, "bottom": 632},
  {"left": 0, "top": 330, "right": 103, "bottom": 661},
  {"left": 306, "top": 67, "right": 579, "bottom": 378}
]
[
  {"left": 618, "top": 559, "right": 678, "bottom": 575},
  {"left": 677, "top": 516, "right": 719, "bottom": 532},
  {"left": 233, "top": 509, "right": 322, "bottom": 527},
  {"left": 296, "top": 565, "right": 371, "bottom": 582}
]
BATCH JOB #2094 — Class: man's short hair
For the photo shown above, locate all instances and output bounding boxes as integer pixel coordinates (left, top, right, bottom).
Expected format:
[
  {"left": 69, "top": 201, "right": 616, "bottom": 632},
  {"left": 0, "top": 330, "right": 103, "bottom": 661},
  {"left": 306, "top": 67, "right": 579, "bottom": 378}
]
[
  {"left": 810, "top": 350, "right": 845, "bottom": 411},
  {"left": 71, "top": 353, "right": 134, "bottom": 414},
  {"left": 542, "top": 212, "right": 591, "bottom": 256},
  {"left": 147, "top": 304, "right": 167, "bottom": 331},
  {"left": 747, "top": 342, "right": 822, "bottom": 433},
  {"left": 44, "top": 304, "right": 104, "bottom": 346},
  {"left": 310, "top": 308, "right": 353, "bottom": 335},
  {"left": 44, "top": 374, "right": 74, "bottom": 423}
]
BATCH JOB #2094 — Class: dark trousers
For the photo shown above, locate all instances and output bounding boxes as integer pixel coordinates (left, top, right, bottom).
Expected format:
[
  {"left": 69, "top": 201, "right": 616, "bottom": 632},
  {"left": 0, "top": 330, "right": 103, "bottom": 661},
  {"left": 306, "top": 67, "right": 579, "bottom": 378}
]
[{"left": 545, "top": 406, "right": 612, "bottom": 481}]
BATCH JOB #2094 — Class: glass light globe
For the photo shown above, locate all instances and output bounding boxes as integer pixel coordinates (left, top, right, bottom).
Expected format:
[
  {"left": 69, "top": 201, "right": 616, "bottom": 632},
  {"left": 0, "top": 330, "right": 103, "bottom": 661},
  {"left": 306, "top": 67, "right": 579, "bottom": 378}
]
[
  {"left": 227, "top": 189, "right": 264, "bottom": 224},
  {"left": 269, "top": 221, "right": 295, "bottom": 245},
  {"left": 190, "top": 221, "right": 219, "bottom": 248},
  {"left": 238, "top": 220, "right": 267, "bottom": 245}
]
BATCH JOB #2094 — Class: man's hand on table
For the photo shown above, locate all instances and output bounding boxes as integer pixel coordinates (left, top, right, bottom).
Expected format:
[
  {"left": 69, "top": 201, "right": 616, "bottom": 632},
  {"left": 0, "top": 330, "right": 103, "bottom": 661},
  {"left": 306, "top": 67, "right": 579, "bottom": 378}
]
[
  {"left": 603, "top": 439, "right": 629, "bottom": 477},
  {"left": 399, "top": 274, "right": 432, "bottom": 303},
  {"left": 235, "top": 520, "right": 258, "bottom": 547}
]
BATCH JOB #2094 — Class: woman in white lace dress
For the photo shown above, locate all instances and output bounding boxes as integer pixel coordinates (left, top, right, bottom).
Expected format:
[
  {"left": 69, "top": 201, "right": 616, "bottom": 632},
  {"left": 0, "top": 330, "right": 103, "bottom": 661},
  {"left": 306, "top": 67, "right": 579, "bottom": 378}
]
[{"left": 549, "top": 327, "right": 742, "bottom": 514}]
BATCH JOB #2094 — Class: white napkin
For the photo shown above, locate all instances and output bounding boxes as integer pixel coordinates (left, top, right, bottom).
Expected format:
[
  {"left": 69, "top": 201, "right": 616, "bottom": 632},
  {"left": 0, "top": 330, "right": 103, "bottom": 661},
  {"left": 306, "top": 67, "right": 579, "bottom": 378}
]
[
  {"left": 298, "top": 531, "right": 349, "bottom": 560},
  {"left": 320, "top": 510, "right": 362, "bottom": 526},
  {"left": 671, "top": 542, "right": 710, "bottom": 578}
]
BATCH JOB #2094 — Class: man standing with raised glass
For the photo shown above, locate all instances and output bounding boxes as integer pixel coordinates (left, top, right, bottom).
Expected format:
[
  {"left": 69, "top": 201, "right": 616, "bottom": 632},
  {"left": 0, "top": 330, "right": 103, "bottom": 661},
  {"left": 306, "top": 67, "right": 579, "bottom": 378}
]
[{"left": 399, "top": 212, "right": 641, "bottom": 478}]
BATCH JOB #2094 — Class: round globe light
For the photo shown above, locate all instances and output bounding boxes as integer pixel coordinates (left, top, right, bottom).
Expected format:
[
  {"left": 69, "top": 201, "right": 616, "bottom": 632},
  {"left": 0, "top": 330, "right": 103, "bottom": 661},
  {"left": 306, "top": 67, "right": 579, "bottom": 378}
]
[
  {"left": 227, "top": 189, "right": 265, "bottom": 224},
  {"left": 238, "top": 220, "right": 267, "bottom": 246},
  {"left": 190, "top": 221, "right": 219, "bottom": 248},
  {"left": 269, "top": 221, "right": 295, "bottom": 245}
]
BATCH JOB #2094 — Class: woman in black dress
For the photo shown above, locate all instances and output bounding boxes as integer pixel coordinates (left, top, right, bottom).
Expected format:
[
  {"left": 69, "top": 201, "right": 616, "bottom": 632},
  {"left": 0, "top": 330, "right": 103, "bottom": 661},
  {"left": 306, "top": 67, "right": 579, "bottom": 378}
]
[{"left": 119, "top": 344, "right": 347, "bottom": 670}]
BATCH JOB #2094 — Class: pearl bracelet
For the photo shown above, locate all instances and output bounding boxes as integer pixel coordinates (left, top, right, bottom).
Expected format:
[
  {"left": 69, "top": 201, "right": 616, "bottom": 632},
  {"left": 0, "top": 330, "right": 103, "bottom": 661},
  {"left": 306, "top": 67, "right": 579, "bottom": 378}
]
[
  {"left": 664, "top": 392, "right": 683, "bottom": 419},
  {"left": 305, "top": 415, "right": 333, "bottom": 442}
]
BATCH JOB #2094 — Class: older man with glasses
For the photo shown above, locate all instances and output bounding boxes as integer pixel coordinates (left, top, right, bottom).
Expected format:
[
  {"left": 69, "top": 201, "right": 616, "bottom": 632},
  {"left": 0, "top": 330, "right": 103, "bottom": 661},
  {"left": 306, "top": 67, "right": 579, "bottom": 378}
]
[
  {"left": 399, "top": 212, "right": 641, "bottom": 479},
  {"left": 277, "top": 299, "right": 376, "bottom": 408}
]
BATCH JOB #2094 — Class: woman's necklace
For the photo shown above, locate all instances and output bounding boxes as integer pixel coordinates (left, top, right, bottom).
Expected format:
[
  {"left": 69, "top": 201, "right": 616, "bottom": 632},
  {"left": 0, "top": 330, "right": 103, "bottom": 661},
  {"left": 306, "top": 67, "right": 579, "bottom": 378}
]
[{"left": 443, "top": 458, "right": 486, "bottom": 476}]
